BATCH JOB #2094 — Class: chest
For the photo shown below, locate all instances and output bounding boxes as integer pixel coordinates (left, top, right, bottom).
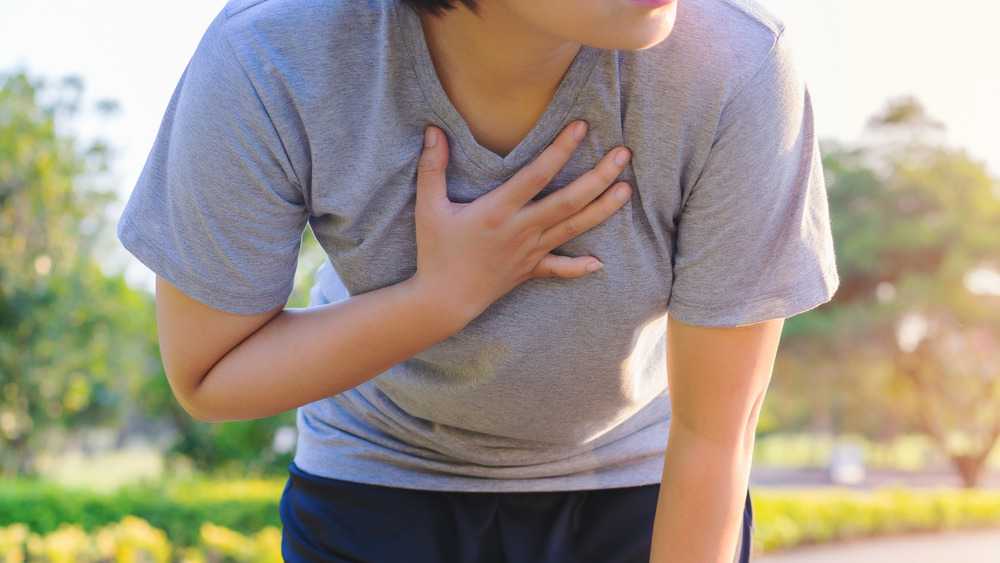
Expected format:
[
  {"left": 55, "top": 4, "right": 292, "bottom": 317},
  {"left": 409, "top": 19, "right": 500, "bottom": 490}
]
[{"left": 448, "top": 91, "right": 553, "bottom": 158}]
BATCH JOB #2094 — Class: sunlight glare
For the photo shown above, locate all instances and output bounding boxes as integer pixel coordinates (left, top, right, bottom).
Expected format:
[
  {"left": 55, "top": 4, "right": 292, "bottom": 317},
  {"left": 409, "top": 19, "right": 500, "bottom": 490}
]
[
  {"left": 964, "top": 267, "right": 1000, "bottom": 297},
  {"left": 897, "top": 314, "right": 929, "bottom": 353}
]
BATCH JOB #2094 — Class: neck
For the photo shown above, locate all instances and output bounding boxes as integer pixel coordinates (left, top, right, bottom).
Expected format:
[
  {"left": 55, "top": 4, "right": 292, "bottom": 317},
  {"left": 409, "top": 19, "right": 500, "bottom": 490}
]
[
  {"left": 420, "top": 6, "right": 580, "bottom": 99},
  {"left": 419, "top": 5, "right": 581, "bottom": 155}
]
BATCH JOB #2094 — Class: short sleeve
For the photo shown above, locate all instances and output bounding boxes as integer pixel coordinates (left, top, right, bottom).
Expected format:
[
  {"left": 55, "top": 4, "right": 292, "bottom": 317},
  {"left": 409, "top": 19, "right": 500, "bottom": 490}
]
[
  {"left": 117, "top": 10, "right": 307, "bottom": 315},
  {"left": 667, "top": 32, "right": 839, "bottom": 327}
]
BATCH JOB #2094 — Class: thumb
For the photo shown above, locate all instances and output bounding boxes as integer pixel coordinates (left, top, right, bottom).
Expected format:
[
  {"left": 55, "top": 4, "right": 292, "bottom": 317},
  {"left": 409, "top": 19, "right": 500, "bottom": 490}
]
[{"left": 415, "top": 126, "right": 451, "bottom": 212}]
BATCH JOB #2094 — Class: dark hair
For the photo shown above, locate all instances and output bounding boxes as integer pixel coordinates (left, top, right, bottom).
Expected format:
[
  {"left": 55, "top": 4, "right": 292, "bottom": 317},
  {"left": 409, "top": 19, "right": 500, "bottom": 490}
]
[{"left": 399, "top": 0, "right": 478, "bottom": 16}]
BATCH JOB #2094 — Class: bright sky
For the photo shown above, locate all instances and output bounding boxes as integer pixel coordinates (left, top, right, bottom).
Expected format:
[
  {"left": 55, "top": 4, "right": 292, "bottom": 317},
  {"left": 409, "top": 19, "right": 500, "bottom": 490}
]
[{"left": 2, "top": 0, "right": 999, "bottom": 286}]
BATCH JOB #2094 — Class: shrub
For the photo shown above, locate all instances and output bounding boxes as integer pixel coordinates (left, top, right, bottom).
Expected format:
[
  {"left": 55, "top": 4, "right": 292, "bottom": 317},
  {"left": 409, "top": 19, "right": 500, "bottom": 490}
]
[
  {"left": 0, "top": 479, "right": 283, "bottom": 549},
  {"left": 0, "top": 518, "right": 280, "bottom": 562},
  {"left": 5, "top": 479, "right": 1000, "bottom": 558},
  {"left": 753, "top": 488, "right": 1000, "bottom": 552}
]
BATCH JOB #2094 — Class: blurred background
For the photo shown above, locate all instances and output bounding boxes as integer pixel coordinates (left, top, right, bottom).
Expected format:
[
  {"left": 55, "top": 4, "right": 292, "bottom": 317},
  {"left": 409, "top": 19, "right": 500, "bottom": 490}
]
[{"left": 1, "top": 0, "right": 999, "bottom": 561}]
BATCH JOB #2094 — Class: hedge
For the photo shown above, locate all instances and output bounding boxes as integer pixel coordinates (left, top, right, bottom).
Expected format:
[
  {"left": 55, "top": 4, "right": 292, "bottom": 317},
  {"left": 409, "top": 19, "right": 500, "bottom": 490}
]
[
  {"left": 0, "top": 480, "right": 283, "bottom": 550},
  {"left": 0, "top": 517, "right": 280, "bottom": 563},
  {"left": 5, "top": 480, "right": 1000, "bottom": 559},
  {"left": 753, "top": 488, "right": 1000, "bottom": 551}
]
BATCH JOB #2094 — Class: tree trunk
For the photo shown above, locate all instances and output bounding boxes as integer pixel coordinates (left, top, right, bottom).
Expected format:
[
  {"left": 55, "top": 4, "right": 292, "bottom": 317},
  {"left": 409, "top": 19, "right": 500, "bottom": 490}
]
[
  {"left": 952, "top": 454, "right": 987, "bottom": 489},
  {"left": 1, "top": 436, "right": 33, "bottom": 479}
]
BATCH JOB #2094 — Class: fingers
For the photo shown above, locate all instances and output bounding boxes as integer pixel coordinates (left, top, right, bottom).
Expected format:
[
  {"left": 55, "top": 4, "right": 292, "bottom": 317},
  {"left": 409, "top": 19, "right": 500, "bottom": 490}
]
[
  {"left": 495, "top": 120, "right": 588, "bottom": 207},
  {"left": 532, "top": 254, "right": 605, "bottom": 279},
  {"left": 529, "top": 181, "right": 630, "bottom": 280},
  {"left": 538, "top": 181, "right": 632, "bottom": 250},
  {"left": 415, "top": 126, "right": 451, "bottom": 214},
  {"left": 528, "top": 146, "right": 631, "bottom": 227}
]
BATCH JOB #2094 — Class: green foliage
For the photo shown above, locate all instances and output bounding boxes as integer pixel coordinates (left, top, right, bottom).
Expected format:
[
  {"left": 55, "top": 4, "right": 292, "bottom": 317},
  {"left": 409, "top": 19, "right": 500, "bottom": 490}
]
[
  {"left": 754, "top": 488, "right": 1000, "bottom": 552},
  {"left": 0, "top": 72, "right": 161, "bottom": 477},
  {"left": 0, "top": 517, "right": 282, "bottom": 563},
  {"left": 0, "top": 70, "right": 307, "bottom": 478},
  {"left": 766, "top": 98, "right": 1000, "bottom": 486},
  {"left": 166, "top": 414, "right": 297, "bottom": 477},
  {"left": 288, "top": 226, "right": 326, "bottom": 309},
  {"left": 753, "top": 433, "right": 938, "bottom": 471},
  {"left": 0, "top": 479, "right": 283, "bottom": 549},
  {"left": 6, "top": 479, "right": 1000, "bottom": 558}
]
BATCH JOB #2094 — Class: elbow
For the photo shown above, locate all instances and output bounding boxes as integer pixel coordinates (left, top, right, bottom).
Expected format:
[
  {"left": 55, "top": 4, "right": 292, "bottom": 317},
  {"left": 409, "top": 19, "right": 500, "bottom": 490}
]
[
  {"left": 178, "top": 400, "right": 227, "bottom": 423},
  {"left": 163, "top": 369, "right": 229, "bottom": 423},
  {"left": 734, "top": 389, "right": 769, "bottom": 462},
  {"left": 673, "top": 392, "right": 767, "bottom": 462},
  {"left": 169, "top": 384, "right": 220, "bottom": 423},
  {"left": 672, "top": 417, "right": 754, "bottom": 459},
  {"left": 747, "top": 391, "right": 766, "bottom": 435},
  {"left": 174, "top": 392, "right": 238, "bottom": 423},
  {"left": 738, "top": 392, "right": 766, "bottom": 459},
  {"left": 166, "top": 370, "right": 261, "bottom": 423}
]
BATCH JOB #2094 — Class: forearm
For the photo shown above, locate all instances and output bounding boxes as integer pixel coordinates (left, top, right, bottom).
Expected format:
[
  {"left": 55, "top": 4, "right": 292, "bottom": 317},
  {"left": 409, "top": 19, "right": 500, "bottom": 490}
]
[
  {"left": 650, "top": 422, "right": 755, "bottom": 562},
  {"left": 179, "top": 277, "right": 464, "bottom": 422},
  {"left": 649, "top": 316, "right": 782, "bottom": 562}
]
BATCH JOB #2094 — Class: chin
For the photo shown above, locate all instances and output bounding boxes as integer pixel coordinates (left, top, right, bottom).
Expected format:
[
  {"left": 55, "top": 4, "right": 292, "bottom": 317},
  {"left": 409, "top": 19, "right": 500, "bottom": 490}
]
[
  {"left": 595, "top": 20, "right": 676, "bottom": 51},
  {"left": 634, "top": 3, "right": 678, "bottom": 49},
  {"left": 625, "top": 29, "right": 675, "bottom": 50}
]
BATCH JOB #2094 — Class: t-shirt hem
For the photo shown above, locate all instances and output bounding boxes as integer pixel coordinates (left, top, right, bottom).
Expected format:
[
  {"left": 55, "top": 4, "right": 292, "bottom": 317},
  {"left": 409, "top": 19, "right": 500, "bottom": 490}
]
[
  {"left": 291, "top": 451, "right": 666, "bottom": 493},
  {"left": 118, "top": 215, "right": 292, "bottom": 315},
  {"left": 668, "top": 265, "right": 840, "bottom": 328}
]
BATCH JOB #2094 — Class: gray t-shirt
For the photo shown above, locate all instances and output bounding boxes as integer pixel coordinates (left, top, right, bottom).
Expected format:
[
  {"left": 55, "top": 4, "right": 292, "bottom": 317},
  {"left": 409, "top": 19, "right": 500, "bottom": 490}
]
[{"left": 119, "top": 0, "right": 838, "bottom": 491}]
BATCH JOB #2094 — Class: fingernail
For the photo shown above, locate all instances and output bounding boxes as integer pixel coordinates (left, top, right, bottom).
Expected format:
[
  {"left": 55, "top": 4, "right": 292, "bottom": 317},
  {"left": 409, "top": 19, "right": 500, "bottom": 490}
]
[
  {"left": 424, "top": 127, "right": 437, "bottom": 148},
  {"left": 585, "top": 261, "right": 604, "bottom": 273},
  {"left": 614, "top": 148, "right": 631, "bottom": 167},
  {"left": 615, "top": 185, "right": 631, "bottom": 203},
  {"left": 573, "top": 121, "right": 587, "bottom": 142}
]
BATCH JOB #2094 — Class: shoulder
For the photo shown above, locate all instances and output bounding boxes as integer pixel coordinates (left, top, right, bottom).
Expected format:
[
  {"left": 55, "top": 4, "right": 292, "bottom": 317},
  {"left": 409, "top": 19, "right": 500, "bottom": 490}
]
[
  {"left": 218, "top": 0, "right": 396, "bottom": 68},
  {"left": 622, "top": 0, "right": 789, "bottom": 101},
  {"left": 193, "top": 0, "right": 404, "bottom": 127},
  {"left": 695, "top": 0, "right": 785, "bottom": 38},
  {"left": 223, "top": 0, "right": 389, "bottom": 30}
]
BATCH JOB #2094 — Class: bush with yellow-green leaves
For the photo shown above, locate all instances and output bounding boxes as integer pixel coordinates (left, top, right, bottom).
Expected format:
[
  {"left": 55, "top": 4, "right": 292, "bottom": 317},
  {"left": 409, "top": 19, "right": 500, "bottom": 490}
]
[
  {"left": 753, "top": 488, "right": 1000, "bottom": 551},
  {"left": 0, "top": 517, "right": 281, "bottom": 563},
  {"left": 0, "top": 479, "right": 284, "bottom": 550},
  {"left": 4, "top": 481, "right": 1000, "bottom": 560}
]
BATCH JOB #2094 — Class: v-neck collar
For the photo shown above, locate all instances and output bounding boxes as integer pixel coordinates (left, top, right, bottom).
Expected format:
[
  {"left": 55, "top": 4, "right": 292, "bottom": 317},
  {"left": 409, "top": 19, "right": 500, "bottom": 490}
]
[{"left": 395, "top": 2, "right": 601, "bottom": 179}]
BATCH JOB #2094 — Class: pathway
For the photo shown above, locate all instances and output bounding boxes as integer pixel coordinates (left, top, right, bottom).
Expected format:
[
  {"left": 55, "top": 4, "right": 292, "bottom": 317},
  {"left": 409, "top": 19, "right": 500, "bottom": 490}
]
[{"left": 755, "top": 529, "right": 1000, "bottom": 562}]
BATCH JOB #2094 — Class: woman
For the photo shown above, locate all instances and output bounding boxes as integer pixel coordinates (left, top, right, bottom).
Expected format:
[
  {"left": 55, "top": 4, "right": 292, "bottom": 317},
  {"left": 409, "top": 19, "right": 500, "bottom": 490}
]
[{"left": 119, "top": 0, "right": 838, "bottom": 560}]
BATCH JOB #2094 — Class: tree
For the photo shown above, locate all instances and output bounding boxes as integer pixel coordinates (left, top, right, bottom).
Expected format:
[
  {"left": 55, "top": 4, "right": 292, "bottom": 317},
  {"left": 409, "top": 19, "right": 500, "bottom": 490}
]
[
  {"left": 0, "top": 71, "right": 317, "bottom": 478},
  {"left": 0, "top": 72, "right": 161, "bottom": 477},
  {"left": 771, "top": 97, "right": 1000, "bottom": 487}
]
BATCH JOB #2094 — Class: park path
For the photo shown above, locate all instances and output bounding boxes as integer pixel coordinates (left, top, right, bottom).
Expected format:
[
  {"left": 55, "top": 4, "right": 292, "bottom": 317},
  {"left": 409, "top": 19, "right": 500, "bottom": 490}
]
[{"left": 755, "top": 529, "right": 1000, "bottom": 562}]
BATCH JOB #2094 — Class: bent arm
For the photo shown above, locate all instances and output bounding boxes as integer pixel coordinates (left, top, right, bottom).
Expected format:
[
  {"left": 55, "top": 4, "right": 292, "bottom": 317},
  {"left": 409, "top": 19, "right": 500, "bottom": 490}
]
[
  {"left": 156, "top": 274, "right": 462, "bottom": 422},
  {"left": 650, "top": 315, "right": 784, "bottom": 562}
]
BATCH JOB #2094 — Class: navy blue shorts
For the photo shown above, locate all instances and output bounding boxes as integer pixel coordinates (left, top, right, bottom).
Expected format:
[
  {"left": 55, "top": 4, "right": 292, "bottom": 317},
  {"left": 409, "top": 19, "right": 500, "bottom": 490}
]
[{"left": 280, "top": 463, "right": 753, "bottom": 562}]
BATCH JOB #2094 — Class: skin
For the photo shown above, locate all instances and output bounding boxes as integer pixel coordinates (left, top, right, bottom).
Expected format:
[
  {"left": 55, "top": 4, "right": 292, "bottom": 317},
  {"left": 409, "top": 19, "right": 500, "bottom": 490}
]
[
  {"left": 652, "top": 316, "right": 782, "bottom": 562},
  {"left": 421, "top": 0, "right": 678, "bottom": 155},
  {"left": 158, "top": 0, "right": 783, "bottom": 560}
]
